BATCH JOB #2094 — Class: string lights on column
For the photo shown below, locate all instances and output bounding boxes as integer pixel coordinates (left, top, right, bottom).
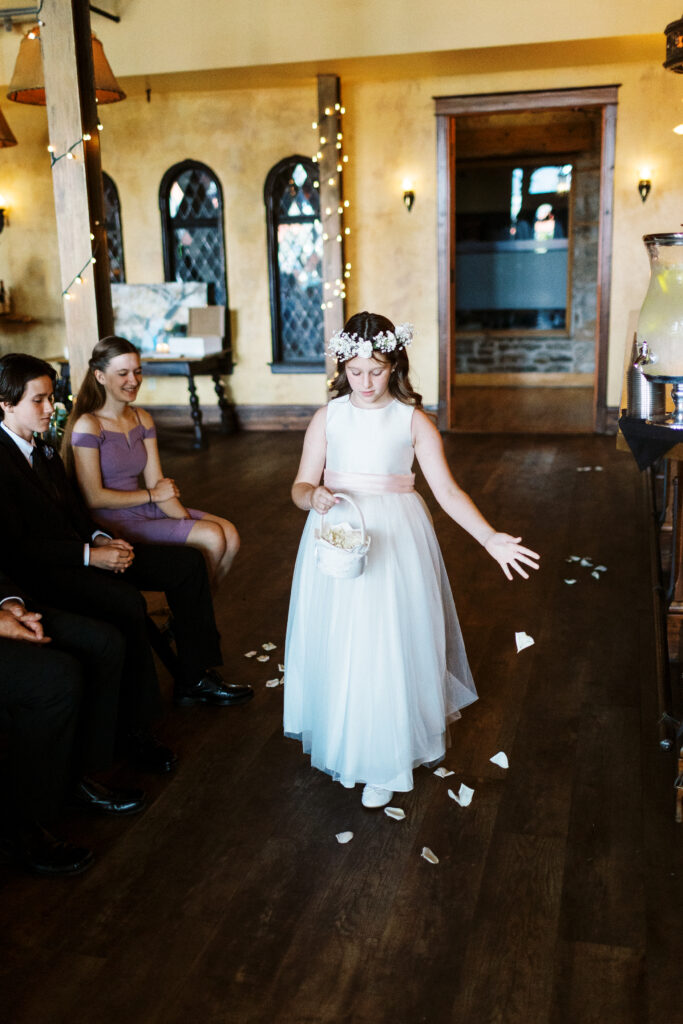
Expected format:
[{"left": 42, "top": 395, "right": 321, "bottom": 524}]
[{"left": 311, "top": 101, "right": 352, "bottom": 312}]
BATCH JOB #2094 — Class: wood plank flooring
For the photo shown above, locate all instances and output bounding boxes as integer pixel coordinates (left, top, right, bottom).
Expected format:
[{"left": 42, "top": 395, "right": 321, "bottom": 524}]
[{"left": 1, "top": 426, "right": 681, "bottom": 1024}]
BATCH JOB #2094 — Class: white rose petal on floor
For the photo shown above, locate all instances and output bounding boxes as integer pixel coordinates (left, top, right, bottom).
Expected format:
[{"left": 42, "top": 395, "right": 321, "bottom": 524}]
[
  {"left": 433, "top": 767, "right": 454, "bottom": 778},
  {"left": 278, "top": 663, "right": 285, "bottom": 672},
  {"left": 335, "top": 831, "right": 353, "bottom": 844},
  {"left": 515, "top": 631, "right": 535, "bottom": 653},
  {"left": 421, "top": 847, "right": 439, "bottom": 864},
  {"left": 266, "top": 679, "right": 280, "bottom": 688},
  {"left": 244, "top": 650, "right": 257, "bottom": 658},
  {"left": 262, "top": 642, "right": 277, "bottom": 650},
  {"left": 564, "top": 579, "right": 577, "bottom": 585},
  {"left": 490, "top": 751, "right": 509, "bottom": 769},
  {"left": 256, "top": 654, "right": 270, "bottom": 662},
  {"left": 448, "top": 784, "right": 474, "bottom": 807},
  {"left": 384, "top": 807, "right": 406, "bottom": 820}
]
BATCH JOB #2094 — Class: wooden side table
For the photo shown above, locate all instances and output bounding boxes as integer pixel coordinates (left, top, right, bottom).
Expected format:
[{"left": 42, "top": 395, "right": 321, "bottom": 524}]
[
  {"left": 54, "top": 351, "right": 236, "bottom": 450},
  {"left": 141, "top": 351, "right": 237, "bottom": 450}
]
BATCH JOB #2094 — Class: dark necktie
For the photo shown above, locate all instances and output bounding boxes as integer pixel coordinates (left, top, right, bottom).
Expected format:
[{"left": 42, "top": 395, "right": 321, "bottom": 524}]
[{"left": 32, "top": 444, "right": 59, "bottom": 503}]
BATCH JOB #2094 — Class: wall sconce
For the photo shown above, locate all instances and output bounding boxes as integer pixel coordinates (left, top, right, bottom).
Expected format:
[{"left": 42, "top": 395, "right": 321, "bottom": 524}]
[
  {"left": 663, "top": 10, "right": 683, "bottom": 72},
  {"left": 402, "top": 180, "right": 415, "bottom": 212},
  {"left": 638, "top": 178, "right": 652, "bottom": 203},
  {"left": 0, "top": 194, "right": 9, "bottom": 233}
]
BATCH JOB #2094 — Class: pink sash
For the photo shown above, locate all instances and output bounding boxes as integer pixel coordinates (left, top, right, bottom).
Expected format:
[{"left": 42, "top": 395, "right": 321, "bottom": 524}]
[{"left": 324, "top": 469, "right": 415, "bottom": 494}]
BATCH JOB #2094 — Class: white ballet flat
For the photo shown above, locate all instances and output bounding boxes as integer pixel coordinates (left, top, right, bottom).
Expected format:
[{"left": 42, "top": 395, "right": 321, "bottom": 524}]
[{"left": 361, "top": 784, "right": 393, "bottom": 809}]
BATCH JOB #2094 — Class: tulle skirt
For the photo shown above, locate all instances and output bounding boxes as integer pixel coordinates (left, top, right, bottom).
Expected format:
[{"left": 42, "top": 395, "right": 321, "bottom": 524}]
[{"left": 283, "top": 491, "right": 477, "bottom": 792}]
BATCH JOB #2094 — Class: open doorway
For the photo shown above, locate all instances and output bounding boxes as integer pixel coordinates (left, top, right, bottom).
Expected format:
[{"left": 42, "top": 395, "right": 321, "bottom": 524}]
[{"left": 435, "top": 87, "right": 618, "bottom": 433}]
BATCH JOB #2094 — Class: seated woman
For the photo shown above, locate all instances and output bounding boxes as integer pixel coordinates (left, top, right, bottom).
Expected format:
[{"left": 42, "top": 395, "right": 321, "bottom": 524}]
[{"left": 68, "top": 336, "right": 239, "bottom": 590}]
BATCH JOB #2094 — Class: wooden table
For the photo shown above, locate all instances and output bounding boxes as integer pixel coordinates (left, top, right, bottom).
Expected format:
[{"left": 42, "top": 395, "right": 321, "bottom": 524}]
[
  {"left": 55, "top": 350, "right": 236, "bottom": 450},
  {"left": 141, "top": 351, "right": 236, "bottom": 450}
]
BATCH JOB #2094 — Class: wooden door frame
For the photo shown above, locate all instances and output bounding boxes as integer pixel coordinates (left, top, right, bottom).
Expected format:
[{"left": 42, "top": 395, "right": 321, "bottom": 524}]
[{"left": 435, "top": 85, "right": 619, "bottom": 433}]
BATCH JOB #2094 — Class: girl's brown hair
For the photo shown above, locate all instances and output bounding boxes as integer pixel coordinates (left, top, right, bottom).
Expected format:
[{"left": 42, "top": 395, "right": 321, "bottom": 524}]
[
  {"left": 328, "top": 311, "right": 422, "bottom": 407},
  {"left": 63, "top": 335, "right": 140, "bottom": 474}
]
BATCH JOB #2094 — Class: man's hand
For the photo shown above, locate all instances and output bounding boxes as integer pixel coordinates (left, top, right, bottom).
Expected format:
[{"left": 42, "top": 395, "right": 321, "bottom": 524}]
[
  {"left": 0, "top": 606, "right": 50, "bottom": 643},
  {"left": 89, "top": 540, "right": 135, "bottom": 573}
]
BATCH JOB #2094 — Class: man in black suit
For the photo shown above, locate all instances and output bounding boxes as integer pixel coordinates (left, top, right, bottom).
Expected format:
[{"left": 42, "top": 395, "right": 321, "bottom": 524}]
[
  {"left": 0, "top": 354, "right": 253, "bottom": 773},
  {"left": 0, "top": 569, "right": 145, "bottom": 875}
]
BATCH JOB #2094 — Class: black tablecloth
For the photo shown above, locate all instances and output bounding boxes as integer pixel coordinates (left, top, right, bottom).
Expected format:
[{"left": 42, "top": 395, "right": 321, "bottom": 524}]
[{"left": 619, "top": 415, "right": 683, "bottom": 470}]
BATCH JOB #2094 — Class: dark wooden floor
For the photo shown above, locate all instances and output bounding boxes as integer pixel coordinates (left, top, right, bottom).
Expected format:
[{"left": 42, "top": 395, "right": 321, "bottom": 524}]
[{"left": 1, "top": 426, "right": 681, "bottom": 1024}]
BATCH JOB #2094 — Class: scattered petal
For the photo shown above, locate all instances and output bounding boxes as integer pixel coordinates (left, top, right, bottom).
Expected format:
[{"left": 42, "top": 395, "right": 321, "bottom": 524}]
[
  {"left": 490, "top": 751, "right": 509, "bottom": 769},
  {"left": 279, "top": 677, "right": 285, "bottom": 686},
  {"left": 256, "top": 655, "right": 270, "bottom": 662},
  {"left": 336, "top": 831, "right": 353, "bottom": 844},
  {"left": 244, "top": 650, "right": 257, "bottom": 658},
  {"left": 594, "top": 465, "right": 603, "bottom": 471},
  {"left": 448, "top": 783, "right": 475, "bottom": 807},
  {"left": 265, "top": 678, "right": 280, "bottom": 688},
  {"left": 278, "top": 663, "right": 285, "bottom": 672},
  {"left": 591, "top": 570, "right": 601, "bottom": 580},
  {"left": 384, "top": 807, "right": 406, "bottom": 820},
  {"left": 515, "top": 631, "right": 535, "bottom": 653},
  {"left": 568, "top": 555, "right": 581, "bottom": 562},
  {"left": 262, "top": 642, "right": 277, "bottom": 651},
  {"left": 421, "top": 847, "right": 439, "bottom": 864},
  {"left": 433, "top": 766, "right": 455, "bottom": 778},
  {"left": 576, "top": 466, "right": 591, "bottom": 472},
  {"left": 564, "top": 579, "right": 577, "bottom": 585},
  {"left": 595, "top": 565, "right": 607, "bottom": 572},
  {"left": 579, "top": 558, "right": 593, "bottom": 567}
]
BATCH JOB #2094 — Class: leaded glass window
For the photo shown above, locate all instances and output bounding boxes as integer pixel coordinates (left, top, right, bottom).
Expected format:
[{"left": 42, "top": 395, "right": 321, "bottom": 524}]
[
  {"left": 264, "top": 156, "right": 324, "bottom": 369},
  {"left": 102, "top": 172, "right": 125, "bottom": 284},
  {"left": 159, "top": 160, "right": 227, "bottom": 305}
]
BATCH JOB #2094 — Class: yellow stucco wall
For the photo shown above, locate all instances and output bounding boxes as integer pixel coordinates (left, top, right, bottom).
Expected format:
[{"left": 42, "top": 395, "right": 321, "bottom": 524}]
[{"left": 1, "top": 39, "right": 682, "bottom": 411}]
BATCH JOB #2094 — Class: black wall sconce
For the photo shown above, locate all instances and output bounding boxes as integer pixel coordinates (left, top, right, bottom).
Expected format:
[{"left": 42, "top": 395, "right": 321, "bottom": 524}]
[
  {"left": 664, "top": 10, "right": 683, "bottom": 72},
  {"left": 403, "top": 188, "right": 415, "bottom": 212},
  {"left": 638, "top": 178, "right": 652, "bottom": 203}
]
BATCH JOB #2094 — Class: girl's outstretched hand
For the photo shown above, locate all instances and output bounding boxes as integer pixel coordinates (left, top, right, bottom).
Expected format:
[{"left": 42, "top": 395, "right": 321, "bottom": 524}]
[{"left": 484, "top": 533, "right": 540, "bottom": 581}]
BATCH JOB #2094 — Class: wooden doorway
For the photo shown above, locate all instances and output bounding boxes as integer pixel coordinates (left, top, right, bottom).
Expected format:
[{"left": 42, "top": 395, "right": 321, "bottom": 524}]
[{"left": 435, "top": 86, "right": 618, "bottom": 433}]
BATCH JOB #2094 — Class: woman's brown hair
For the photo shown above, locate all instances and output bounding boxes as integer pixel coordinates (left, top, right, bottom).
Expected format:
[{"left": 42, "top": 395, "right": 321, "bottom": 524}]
[{"left": 63, "top": 335, "right": 140, "bottom": 474}]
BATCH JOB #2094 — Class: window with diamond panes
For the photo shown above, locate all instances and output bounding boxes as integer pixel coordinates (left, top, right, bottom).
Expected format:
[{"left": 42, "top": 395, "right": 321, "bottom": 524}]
[
  {"left": 102, "top": 172, "right": 125, "bottom": 284},
  {"left": 159, "top": 160, "right": 228, "bottom": 305},
  {"left": 264, "top": 156, "right": 324, "bottom": 369}
]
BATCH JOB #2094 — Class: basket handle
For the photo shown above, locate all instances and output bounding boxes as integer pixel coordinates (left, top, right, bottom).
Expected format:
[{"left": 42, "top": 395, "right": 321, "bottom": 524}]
[{"left": 319, "top": 491, "right": 367, "bottom": 546}]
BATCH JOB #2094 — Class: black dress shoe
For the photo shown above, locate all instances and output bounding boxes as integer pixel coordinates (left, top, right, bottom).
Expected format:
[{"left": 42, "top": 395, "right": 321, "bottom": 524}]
[
  {"left": 0, "top": 822, "right": 94, "bottom": 877},
  {"left": 175, "top": 670, "right": 254, "bottom": 707},
  {"left": 71, "top": 777, "right": 146, "bottom": 815},
  {"left": 127, "top": 731, "right": 178, "bottom": 774}
]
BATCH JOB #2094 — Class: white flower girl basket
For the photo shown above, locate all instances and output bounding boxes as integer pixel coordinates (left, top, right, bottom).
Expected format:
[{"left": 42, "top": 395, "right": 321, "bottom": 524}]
[{"left": 314, "top": 492, "right": 371, "bottom": 579}]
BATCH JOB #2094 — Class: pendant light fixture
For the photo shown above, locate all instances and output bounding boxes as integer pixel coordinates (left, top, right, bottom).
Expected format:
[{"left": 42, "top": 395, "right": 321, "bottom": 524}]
[{"left": 7, "top": 23, "right": 126, "bottom": 105}]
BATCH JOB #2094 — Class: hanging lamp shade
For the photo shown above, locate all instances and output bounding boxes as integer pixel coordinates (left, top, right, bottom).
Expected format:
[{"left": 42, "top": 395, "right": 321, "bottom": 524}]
[
  {"left": 7, "top": 25, "right": 126, "bottom": 105},
  {"left": 0, "top": 106, "right": 17, "bottom": 147}
]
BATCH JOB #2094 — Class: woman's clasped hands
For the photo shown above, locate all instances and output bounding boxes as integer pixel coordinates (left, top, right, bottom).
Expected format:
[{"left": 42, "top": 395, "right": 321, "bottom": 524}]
[
  {"left": 483, "top": 532, "right": 540, "bottom": 581},
  {"left": 149, "top": 477, "right": 180, "bottom": 503}
]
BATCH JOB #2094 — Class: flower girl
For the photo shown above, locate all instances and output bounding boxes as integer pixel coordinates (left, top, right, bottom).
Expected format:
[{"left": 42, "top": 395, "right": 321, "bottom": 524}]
[{"left": 283, "top": 312, "right": 539, "bottom": 808}]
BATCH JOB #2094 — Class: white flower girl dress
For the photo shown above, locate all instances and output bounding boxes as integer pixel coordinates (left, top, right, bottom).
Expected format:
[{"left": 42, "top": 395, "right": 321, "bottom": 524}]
[{"left": 284, "top": 395, "right": 477, "bottom": 792}]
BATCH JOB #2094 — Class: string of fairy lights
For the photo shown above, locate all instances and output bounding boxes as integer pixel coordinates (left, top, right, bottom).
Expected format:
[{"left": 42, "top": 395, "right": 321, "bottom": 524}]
[
  {"left": 311, "top": 101, "right": 353, "bottom": 311},
  {"left": 24, "top": 6, "right": 104, "bottom": 302}
]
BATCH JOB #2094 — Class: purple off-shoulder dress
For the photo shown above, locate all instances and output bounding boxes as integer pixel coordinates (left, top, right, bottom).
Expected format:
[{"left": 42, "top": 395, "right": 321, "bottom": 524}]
[{"left": 72, "top": 420, "right": 205, "bottom": 544}]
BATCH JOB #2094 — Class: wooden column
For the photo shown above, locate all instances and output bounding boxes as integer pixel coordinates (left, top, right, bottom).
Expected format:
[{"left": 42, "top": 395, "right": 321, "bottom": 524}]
[
  {"left": 316, "top": 74, "right": 345, "bottom": 378},
  {"left": 41, "top": 0, "right": 113, "bottom": 392}
]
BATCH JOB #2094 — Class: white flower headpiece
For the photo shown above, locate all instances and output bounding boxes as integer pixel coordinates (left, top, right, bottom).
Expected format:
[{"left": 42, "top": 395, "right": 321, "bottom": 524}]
[{"left": 327, "top": 322, "right": 414, "bottom": 362}]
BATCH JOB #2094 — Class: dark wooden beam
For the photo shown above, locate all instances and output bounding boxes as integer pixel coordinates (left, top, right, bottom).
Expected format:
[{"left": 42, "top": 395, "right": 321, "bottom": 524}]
[{"left": 317, "top": 74, "right": 345, "bottom": 377}]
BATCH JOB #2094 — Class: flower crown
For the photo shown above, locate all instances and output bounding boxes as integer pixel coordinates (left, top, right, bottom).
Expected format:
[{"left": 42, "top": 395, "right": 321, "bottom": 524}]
[{"left": 327, "top": 322, "right": 414, "bottom": 362}]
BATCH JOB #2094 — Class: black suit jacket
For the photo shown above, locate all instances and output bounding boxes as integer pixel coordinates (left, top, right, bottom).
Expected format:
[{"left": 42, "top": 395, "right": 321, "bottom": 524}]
[{"left": 0, "top": 427, "right": 103, "bottom": 578}]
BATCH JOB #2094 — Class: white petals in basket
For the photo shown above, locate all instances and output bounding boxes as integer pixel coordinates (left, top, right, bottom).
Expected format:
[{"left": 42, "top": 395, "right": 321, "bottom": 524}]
[{"left": 321, "top": 522, "right": 365, "bottom": 552}]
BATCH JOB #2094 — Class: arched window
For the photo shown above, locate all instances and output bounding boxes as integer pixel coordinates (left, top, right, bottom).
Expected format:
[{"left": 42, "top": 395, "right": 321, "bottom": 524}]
[
  {"left": 102, "top": 171, "right": 125, "bottom": 284},
  {"left": 159, "top": 160, "right": 228, "bottom": 305},
  {"left": 264, "top": 156, "right": 324, "bottom": 370}
]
